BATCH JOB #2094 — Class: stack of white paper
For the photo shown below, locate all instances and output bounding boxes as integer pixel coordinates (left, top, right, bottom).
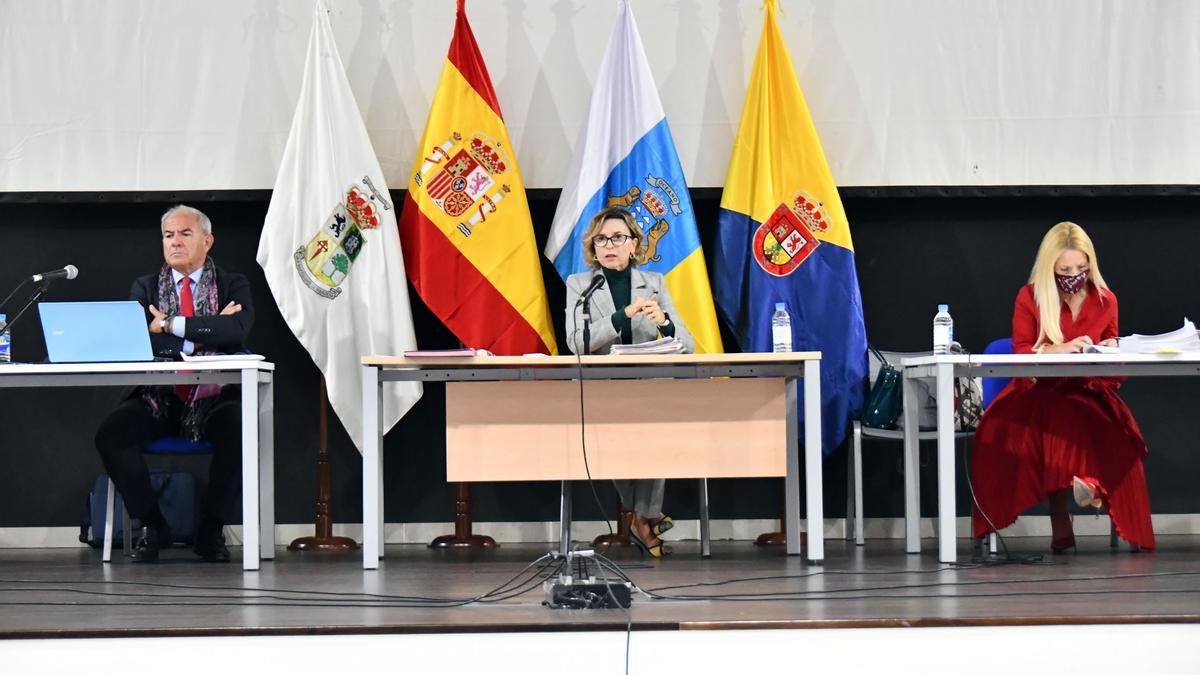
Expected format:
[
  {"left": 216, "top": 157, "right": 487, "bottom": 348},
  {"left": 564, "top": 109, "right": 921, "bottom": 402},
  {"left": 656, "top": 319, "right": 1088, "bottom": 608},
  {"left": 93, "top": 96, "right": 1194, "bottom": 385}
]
[
  {"left": 608, "top": 337, "right": 687, "bottom": 355},
  {"left": 1085, "top": 318, "right": 1200, "bottom": 353}
]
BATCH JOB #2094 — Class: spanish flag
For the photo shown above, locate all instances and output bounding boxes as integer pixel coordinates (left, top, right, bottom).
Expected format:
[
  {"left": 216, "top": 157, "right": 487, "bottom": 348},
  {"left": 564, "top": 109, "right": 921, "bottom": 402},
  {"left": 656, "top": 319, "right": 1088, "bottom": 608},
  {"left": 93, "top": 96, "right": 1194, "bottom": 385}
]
[
  {"left": 398, "top": 0, "right": 558, "bottom": 355},
  {"left": 712, "top": 0, "right": 867, "bottom": 454}
]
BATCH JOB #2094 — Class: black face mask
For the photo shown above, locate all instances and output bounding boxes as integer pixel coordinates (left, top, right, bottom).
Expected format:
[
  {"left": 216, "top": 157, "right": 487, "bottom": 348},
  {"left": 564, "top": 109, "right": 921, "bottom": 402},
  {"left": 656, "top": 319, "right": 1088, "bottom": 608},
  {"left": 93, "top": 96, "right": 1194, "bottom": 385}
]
[{"left": 1055, "top": 270, "right": 1088, "bottom": 294}]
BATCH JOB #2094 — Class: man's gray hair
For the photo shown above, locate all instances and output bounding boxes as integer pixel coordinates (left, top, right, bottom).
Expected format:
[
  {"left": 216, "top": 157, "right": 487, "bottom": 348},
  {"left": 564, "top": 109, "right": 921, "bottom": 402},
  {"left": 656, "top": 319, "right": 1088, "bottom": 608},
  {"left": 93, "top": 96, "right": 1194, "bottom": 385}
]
[{"left": 161, "top": 205, "right": 213, "bottom": 235}]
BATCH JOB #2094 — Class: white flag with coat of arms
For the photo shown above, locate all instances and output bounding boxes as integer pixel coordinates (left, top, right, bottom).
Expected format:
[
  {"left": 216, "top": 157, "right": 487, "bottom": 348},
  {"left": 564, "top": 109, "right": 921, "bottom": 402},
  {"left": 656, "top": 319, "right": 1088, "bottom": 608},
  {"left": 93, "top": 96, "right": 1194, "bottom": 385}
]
[{"left": 257, "top": 0, "right": 421, "bottom": 451}]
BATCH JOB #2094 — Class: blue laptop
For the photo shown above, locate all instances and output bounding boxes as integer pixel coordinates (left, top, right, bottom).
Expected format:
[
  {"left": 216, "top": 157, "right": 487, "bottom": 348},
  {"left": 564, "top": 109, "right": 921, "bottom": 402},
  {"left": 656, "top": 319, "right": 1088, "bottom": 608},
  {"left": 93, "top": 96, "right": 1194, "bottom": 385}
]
[{"left": 38, "top": 301, "right": 154, "bottom": 363}]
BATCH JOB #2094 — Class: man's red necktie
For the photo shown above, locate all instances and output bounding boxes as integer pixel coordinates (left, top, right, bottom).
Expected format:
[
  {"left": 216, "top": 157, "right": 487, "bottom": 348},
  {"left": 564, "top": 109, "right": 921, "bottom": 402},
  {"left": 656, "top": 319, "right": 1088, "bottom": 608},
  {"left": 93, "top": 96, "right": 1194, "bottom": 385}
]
[{"left": 175, "top": 277, "right": 194, "bottom": 401}]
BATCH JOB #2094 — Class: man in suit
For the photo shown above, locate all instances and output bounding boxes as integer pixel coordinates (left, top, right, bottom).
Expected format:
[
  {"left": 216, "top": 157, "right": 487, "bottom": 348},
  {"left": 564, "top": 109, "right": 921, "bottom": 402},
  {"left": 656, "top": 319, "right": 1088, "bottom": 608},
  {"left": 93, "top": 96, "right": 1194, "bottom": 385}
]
[{"left": 94, "top": 205, "right": 254, "bottom": 563}]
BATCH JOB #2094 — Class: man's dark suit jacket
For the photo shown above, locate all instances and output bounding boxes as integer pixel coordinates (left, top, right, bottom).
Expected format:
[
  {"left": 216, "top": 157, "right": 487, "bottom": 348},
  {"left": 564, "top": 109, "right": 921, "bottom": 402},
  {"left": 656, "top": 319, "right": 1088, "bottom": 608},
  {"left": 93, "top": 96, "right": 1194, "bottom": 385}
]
[{"left": 130, "top": 262, "right": 255, "bottom": 359}]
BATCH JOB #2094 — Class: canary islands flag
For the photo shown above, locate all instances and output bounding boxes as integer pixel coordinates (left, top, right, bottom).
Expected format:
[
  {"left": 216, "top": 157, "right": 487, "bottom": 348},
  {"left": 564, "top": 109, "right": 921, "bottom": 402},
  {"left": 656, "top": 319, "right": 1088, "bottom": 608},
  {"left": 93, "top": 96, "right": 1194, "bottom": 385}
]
[
  {"left": 713, "top": 0, "right": 867, "bottom": 454},
  {"left": 544, "top": 0, "right": 722, "bottom": 354},
  {"left": 399, "top": 0, "right": 557, "bottom": 355}
]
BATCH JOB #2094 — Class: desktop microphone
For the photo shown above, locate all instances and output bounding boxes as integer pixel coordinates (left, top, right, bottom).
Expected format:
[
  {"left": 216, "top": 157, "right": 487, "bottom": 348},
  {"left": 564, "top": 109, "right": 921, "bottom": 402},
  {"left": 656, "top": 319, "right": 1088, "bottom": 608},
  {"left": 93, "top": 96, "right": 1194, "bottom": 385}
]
[
  {"left": 575, "top": 274, "right": 606, "bottom": 307},
  {"left": 31, "top": 265, "right": 79, "bottom": 284}
]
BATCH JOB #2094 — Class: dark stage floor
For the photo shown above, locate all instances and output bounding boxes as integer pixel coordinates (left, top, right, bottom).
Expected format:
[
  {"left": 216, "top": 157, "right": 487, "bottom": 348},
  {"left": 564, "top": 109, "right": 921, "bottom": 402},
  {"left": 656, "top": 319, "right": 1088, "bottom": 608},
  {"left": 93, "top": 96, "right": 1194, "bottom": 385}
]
[{"left": 1, "top": 536, "right": 1198, "bottom": 638}]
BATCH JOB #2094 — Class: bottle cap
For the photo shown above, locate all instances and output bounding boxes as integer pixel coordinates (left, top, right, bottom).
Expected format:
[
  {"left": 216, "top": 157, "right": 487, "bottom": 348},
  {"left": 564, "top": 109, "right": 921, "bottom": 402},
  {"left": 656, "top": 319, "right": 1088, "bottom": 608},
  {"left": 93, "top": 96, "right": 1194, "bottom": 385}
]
[
  {"left": 775, "top": 302, "right": 786, "bottom": 311},
  {"left": 937, "top": 304, "right": 948, "bottom": 312}
]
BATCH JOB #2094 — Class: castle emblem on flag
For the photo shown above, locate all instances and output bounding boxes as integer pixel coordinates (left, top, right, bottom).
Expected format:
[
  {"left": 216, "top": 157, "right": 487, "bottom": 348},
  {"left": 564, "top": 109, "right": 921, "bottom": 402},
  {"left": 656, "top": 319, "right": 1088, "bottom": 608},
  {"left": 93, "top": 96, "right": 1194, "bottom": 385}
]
[
  {"left": 293, "top": 178, "right": 389, "bottom": 299},
  {"left": 752, "top": 189, "right": 830, "bottom": 276},
  {"left": 605, "top": 173, "right": 686, "bottom": 266},
  {"left": 413, "top": 132, "right": 512, "bottom": 237}
]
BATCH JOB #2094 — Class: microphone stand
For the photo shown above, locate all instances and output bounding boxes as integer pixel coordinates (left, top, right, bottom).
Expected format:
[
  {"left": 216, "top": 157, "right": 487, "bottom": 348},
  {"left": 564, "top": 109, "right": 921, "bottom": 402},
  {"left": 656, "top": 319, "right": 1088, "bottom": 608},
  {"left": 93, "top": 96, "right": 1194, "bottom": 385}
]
[
  {"left": 582, "top": 294, "right": 593, "bottom": 356},
  {"left": 0, "top": 277, "right": 31, "bottom": 312},
  {"left": 0, "top": 279, "right": 50, "bottom": 341}
]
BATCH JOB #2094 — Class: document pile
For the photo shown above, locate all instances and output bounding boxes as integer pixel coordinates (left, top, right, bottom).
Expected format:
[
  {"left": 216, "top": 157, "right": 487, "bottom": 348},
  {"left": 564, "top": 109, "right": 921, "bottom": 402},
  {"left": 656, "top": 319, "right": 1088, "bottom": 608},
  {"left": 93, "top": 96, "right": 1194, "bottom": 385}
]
[
  {"left": 403, "top": 348, "right": 493, "bottom": 357},
  {"left": 608, "top": 337, "right": 687, "bottom": 355},
  {"left": 1086, "top": 319, "right": 1200, "bottom": 354}
]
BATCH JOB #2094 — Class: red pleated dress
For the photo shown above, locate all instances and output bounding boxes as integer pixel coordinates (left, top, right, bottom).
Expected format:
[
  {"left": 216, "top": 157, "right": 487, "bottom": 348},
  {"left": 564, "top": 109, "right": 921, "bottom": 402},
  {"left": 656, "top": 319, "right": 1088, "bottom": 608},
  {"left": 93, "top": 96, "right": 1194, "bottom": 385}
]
[{"left": 971, "top": 283, "right": 1154, "bottom": 549}]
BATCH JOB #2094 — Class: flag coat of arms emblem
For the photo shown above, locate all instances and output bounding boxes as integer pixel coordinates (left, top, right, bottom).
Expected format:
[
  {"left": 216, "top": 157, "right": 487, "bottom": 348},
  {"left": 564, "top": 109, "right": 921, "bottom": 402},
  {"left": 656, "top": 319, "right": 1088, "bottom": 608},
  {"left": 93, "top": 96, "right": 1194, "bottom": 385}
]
[
  {"left": 294, "top": 183, "right": 387, "bottom": 298},
  {"left": 712, "top": 0, "right": 868, "bottom": 454},
  {"left": 544, "top": 0, "right": 722, "bottom": 355},
  {"left": 398, "top": 0, "right": 557, "bottom": 356},
  {"left": 257, "top": 0, "right": 421, "bottom": 451}
]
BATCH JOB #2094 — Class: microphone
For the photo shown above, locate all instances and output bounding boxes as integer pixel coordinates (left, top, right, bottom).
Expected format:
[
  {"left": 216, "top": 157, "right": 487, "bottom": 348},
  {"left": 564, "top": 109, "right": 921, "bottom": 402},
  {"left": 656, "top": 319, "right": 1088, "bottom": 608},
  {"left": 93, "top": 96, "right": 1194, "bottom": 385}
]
[
  {"left": 575, "top": 274, "right": 606, "bottom": 307},
  {"left": 31, "top": 265, "right": 79, "bottom": 284}
]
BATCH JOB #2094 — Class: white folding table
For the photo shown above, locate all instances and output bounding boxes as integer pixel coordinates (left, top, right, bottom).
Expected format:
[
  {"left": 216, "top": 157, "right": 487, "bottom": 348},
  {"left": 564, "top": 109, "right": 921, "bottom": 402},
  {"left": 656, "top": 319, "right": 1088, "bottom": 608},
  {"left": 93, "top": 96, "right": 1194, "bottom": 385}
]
[
  {"left": 901, "top": 351, "right": 1200, "bottom": 562},
  {"left": 0, "top": 360, "right": 275, "bottom": 570}
]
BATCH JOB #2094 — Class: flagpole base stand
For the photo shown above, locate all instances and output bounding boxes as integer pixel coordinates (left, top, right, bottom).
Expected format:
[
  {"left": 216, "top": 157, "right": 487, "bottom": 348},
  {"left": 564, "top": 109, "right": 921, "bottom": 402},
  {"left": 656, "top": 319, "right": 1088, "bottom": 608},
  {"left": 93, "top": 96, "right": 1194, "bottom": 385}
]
[
  {"left": 754, "top": 531, "right": 806, "bottom": 547},
  {"left": 592, "top": 506, "right": 635, "bottom": 549},
  {"left": 591, "top": 533, "right": 633, "bottom": 549},
  {"left": 288, "top": 536, "right": 358, "bottom": 551},
  {"left": 431, "top": 482, "right": 497, "bottom": 549},
  {"left": 429, "top": 534, "right": 497, "bottom": 549}
]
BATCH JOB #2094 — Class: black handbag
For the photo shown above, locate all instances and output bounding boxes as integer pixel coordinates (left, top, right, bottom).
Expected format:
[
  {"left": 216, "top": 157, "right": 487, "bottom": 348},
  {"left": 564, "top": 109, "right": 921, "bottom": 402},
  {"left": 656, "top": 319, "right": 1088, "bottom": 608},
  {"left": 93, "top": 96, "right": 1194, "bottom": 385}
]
[{"left": 862, "top": 345, "right": 903, "bottom": 429}]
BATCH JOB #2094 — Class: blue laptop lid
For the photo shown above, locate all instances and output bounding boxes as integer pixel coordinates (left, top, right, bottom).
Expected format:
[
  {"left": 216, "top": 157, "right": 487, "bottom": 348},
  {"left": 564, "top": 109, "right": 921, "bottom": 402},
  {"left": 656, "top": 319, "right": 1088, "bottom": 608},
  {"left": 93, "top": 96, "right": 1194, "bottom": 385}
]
[{"left": 38, "top": 301, "right": 154, "bottom": 363}]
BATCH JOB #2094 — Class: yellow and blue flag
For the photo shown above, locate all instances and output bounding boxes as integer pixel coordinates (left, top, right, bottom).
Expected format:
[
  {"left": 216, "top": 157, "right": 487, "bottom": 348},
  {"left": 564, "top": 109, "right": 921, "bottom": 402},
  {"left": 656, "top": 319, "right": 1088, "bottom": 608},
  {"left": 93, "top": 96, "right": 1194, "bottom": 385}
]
[
  {"left": 544, "top": 0, "right": 722, "bottom": 354},
  {"left": 713, "top": 0, "right": 867, "bottom": 453}
]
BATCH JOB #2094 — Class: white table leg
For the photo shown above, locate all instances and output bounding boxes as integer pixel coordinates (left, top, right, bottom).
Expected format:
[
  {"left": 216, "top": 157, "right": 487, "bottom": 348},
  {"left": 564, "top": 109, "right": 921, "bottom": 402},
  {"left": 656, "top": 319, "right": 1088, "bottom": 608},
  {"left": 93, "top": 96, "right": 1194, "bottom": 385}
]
[
  {"left": 801, "top": 360, "right": 823, "bottom": 562},
  {"left": 936, "top": 362, "right": 957, "bottom": 563},
  {"left": 258, "top": 374, "right": 275, "bottom": 560},
  {"left": 102, "top": 478, "right": 115, "bottom": 563},
  {"left": 378, "top": 417, "right": 385, "bottom": 557},
  {"left": 852, "top": 422, "right": 864, "bottom": 545},
  {"left": 784, "top": 375, "right": 801, "bottom": 555},
  {"left": 240, "top": 368, "right": 260, "bottom": 572},
  {"left": 362, "top": 364, "right": 382, "bottom": 570},
  {"left": 902, "top": 374, "right": 922, "bottom": 553},
  {"left": 558, "top": 480, "right": 572, "bottom": 557}
]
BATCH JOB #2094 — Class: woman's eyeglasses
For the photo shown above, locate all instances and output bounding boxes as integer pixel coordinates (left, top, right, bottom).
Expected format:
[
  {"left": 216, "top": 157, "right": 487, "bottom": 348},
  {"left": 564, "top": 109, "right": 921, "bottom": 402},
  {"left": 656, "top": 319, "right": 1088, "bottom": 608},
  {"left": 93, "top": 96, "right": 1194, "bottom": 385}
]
[{"left": 592, "top": 233, "right": 633, "bottom": 248}]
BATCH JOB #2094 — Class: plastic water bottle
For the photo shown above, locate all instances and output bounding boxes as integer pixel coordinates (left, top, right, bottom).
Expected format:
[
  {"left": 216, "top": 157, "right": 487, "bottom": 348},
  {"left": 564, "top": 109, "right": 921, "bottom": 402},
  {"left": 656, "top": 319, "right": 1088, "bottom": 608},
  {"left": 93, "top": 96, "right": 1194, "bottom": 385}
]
[
  {"left": 933, "top": 304, "right": 953, "bottom": 355},
  {"left": 771, "top": 302, "right": 793, "bottom": 353},
  {"left": 0, "top": 314, "right": 9, "bottom": 363}
]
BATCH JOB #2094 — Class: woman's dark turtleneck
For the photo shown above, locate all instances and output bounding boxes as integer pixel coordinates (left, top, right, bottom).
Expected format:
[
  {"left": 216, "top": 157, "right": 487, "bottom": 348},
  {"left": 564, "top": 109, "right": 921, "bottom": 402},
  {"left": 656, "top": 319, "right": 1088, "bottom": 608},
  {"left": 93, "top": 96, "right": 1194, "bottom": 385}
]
[{"left": 602, "top": 265, "right": 633, "bottom": 344}]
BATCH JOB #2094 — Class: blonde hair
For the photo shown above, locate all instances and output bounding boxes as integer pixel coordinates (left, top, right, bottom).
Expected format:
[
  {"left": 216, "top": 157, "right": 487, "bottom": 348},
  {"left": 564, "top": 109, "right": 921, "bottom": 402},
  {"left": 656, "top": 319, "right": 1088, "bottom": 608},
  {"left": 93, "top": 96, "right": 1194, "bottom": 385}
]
[
  {"left": 1028, "top": 221, "right": 1109, "bottom": 346},
  {"left": 581, "top": 207, "right": 647, "bottom": 268}
]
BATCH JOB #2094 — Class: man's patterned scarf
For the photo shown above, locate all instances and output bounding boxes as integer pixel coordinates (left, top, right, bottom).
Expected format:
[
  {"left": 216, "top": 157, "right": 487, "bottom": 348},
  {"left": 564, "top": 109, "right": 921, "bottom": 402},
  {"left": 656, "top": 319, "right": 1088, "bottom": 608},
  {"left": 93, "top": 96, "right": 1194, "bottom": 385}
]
[{"left": 142, "top": 257, "right": 222, "bottom": 440}]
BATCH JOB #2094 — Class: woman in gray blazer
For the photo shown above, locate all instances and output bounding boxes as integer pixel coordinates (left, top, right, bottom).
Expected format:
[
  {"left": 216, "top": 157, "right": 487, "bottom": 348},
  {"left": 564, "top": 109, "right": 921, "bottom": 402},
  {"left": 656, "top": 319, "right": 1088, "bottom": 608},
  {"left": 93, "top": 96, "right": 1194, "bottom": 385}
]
[{"left": 564, "top": 206, "right": 694, "bottom": 558}]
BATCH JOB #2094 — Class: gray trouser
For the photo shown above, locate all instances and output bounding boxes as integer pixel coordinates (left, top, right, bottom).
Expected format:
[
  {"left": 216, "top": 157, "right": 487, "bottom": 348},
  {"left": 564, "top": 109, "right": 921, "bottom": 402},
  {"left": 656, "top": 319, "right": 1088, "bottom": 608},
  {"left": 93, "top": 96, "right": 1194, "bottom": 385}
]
[{"left": 612, "top": 479, "right": 665, "bottom": 516}]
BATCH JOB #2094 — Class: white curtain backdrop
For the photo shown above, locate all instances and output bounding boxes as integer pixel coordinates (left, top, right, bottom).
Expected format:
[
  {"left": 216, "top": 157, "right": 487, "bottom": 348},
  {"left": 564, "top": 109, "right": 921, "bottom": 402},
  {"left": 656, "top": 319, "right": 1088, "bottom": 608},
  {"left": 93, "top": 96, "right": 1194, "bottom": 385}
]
[{"left": 2, "top": 0, "right": 1198, "bottom": 191}]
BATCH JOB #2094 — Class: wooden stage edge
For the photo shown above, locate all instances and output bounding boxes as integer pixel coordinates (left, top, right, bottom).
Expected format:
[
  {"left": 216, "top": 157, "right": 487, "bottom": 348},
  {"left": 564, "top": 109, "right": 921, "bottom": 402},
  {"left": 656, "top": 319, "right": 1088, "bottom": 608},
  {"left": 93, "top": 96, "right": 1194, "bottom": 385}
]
[
  {"left": 6, "top": 613, "right": 1200, "bottom": 641},
  {"left": 2, "top": 537, "right": 1197, "bottom": 640}
]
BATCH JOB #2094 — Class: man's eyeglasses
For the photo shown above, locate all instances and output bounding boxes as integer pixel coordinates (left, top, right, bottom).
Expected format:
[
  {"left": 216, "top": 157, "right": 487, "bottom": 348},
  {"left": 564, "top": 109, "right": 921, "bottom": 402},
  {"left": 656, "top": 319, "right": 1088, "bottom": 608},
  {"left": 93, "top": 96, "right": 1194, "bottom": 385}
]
[{"left": 592, "top": 233, "right": 634, "bottom": 248}]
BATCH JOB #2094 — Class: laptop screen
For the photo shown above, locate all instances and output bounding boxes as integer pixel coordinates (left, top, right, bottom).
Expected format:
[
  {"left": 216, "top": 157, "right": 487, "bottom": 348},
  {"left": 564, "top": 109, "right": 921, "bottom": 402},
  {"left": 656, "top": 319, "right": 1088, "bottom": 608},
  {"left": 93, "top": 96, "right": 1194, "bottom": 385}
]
[{"left": 38, "top": 301, "right": 154, "bottom": 363}]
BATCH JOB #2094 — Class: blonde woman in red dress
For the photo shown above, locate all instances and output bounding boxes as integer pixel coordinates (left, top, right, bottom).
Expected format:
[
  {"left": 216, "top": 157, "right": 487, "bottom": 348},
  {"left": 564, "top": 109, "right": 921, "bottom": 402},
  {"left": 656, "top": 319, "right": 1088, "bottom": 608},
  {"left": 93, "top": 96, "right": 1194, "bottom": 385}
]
[{"left": 971, "top": 221, "right": 1154, "bottom": 552}]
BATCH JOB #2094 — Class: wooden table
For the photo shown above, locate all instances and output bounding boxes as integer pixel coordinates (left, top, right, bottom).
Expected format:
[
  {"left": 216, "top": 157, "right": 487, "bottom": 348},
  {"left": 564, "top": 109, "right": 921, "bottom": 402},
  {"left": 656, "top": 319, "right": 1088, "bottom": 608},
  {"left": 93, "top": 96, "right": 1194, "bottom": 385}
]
[{"left": 360, "top": 353, "right": 824, "bottom": 569}]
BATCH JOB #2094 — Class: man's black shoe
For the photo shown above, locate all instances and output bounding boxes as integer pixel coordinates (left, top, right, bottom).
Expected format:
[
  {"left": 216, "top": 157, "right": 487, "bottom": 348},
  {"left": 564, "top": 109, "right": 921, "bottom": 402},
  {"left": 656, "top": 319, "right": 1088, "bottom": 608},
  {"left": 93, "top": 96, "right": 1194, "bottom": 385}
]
[
  {"left": 131, "top": 525, "right": 167, "bottom": 563},
  {"left": 193, "top": 524, "right": 230, "bottom": 563}
]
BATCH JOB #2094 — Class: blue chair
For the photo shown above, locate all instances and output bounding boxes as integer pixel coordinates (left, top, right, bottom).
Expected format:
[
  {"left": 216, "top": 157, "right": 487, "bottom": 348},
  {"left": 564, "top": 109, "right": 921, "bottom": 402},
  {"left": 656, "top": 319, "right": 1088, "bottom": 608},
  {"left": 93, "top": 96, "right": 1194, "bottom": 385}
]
[
  {"left": 101, "top": 436, "right": 212, "bottom": 562},
  {"left": 981, "top": 338, "right": 1013, "bottom": 408}
]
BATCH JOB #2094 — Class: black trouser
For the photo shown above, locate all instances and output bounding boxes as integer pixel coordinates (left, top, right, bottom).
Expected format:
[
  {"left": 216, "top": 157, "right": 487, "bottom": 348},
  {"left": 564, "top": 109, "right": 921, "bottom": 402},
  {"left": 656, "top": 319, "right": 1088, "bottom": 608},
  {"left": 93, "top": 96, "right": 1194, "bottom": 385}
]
[{"left": 94, "top": 395, "right": 242, "bottom": 528}]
